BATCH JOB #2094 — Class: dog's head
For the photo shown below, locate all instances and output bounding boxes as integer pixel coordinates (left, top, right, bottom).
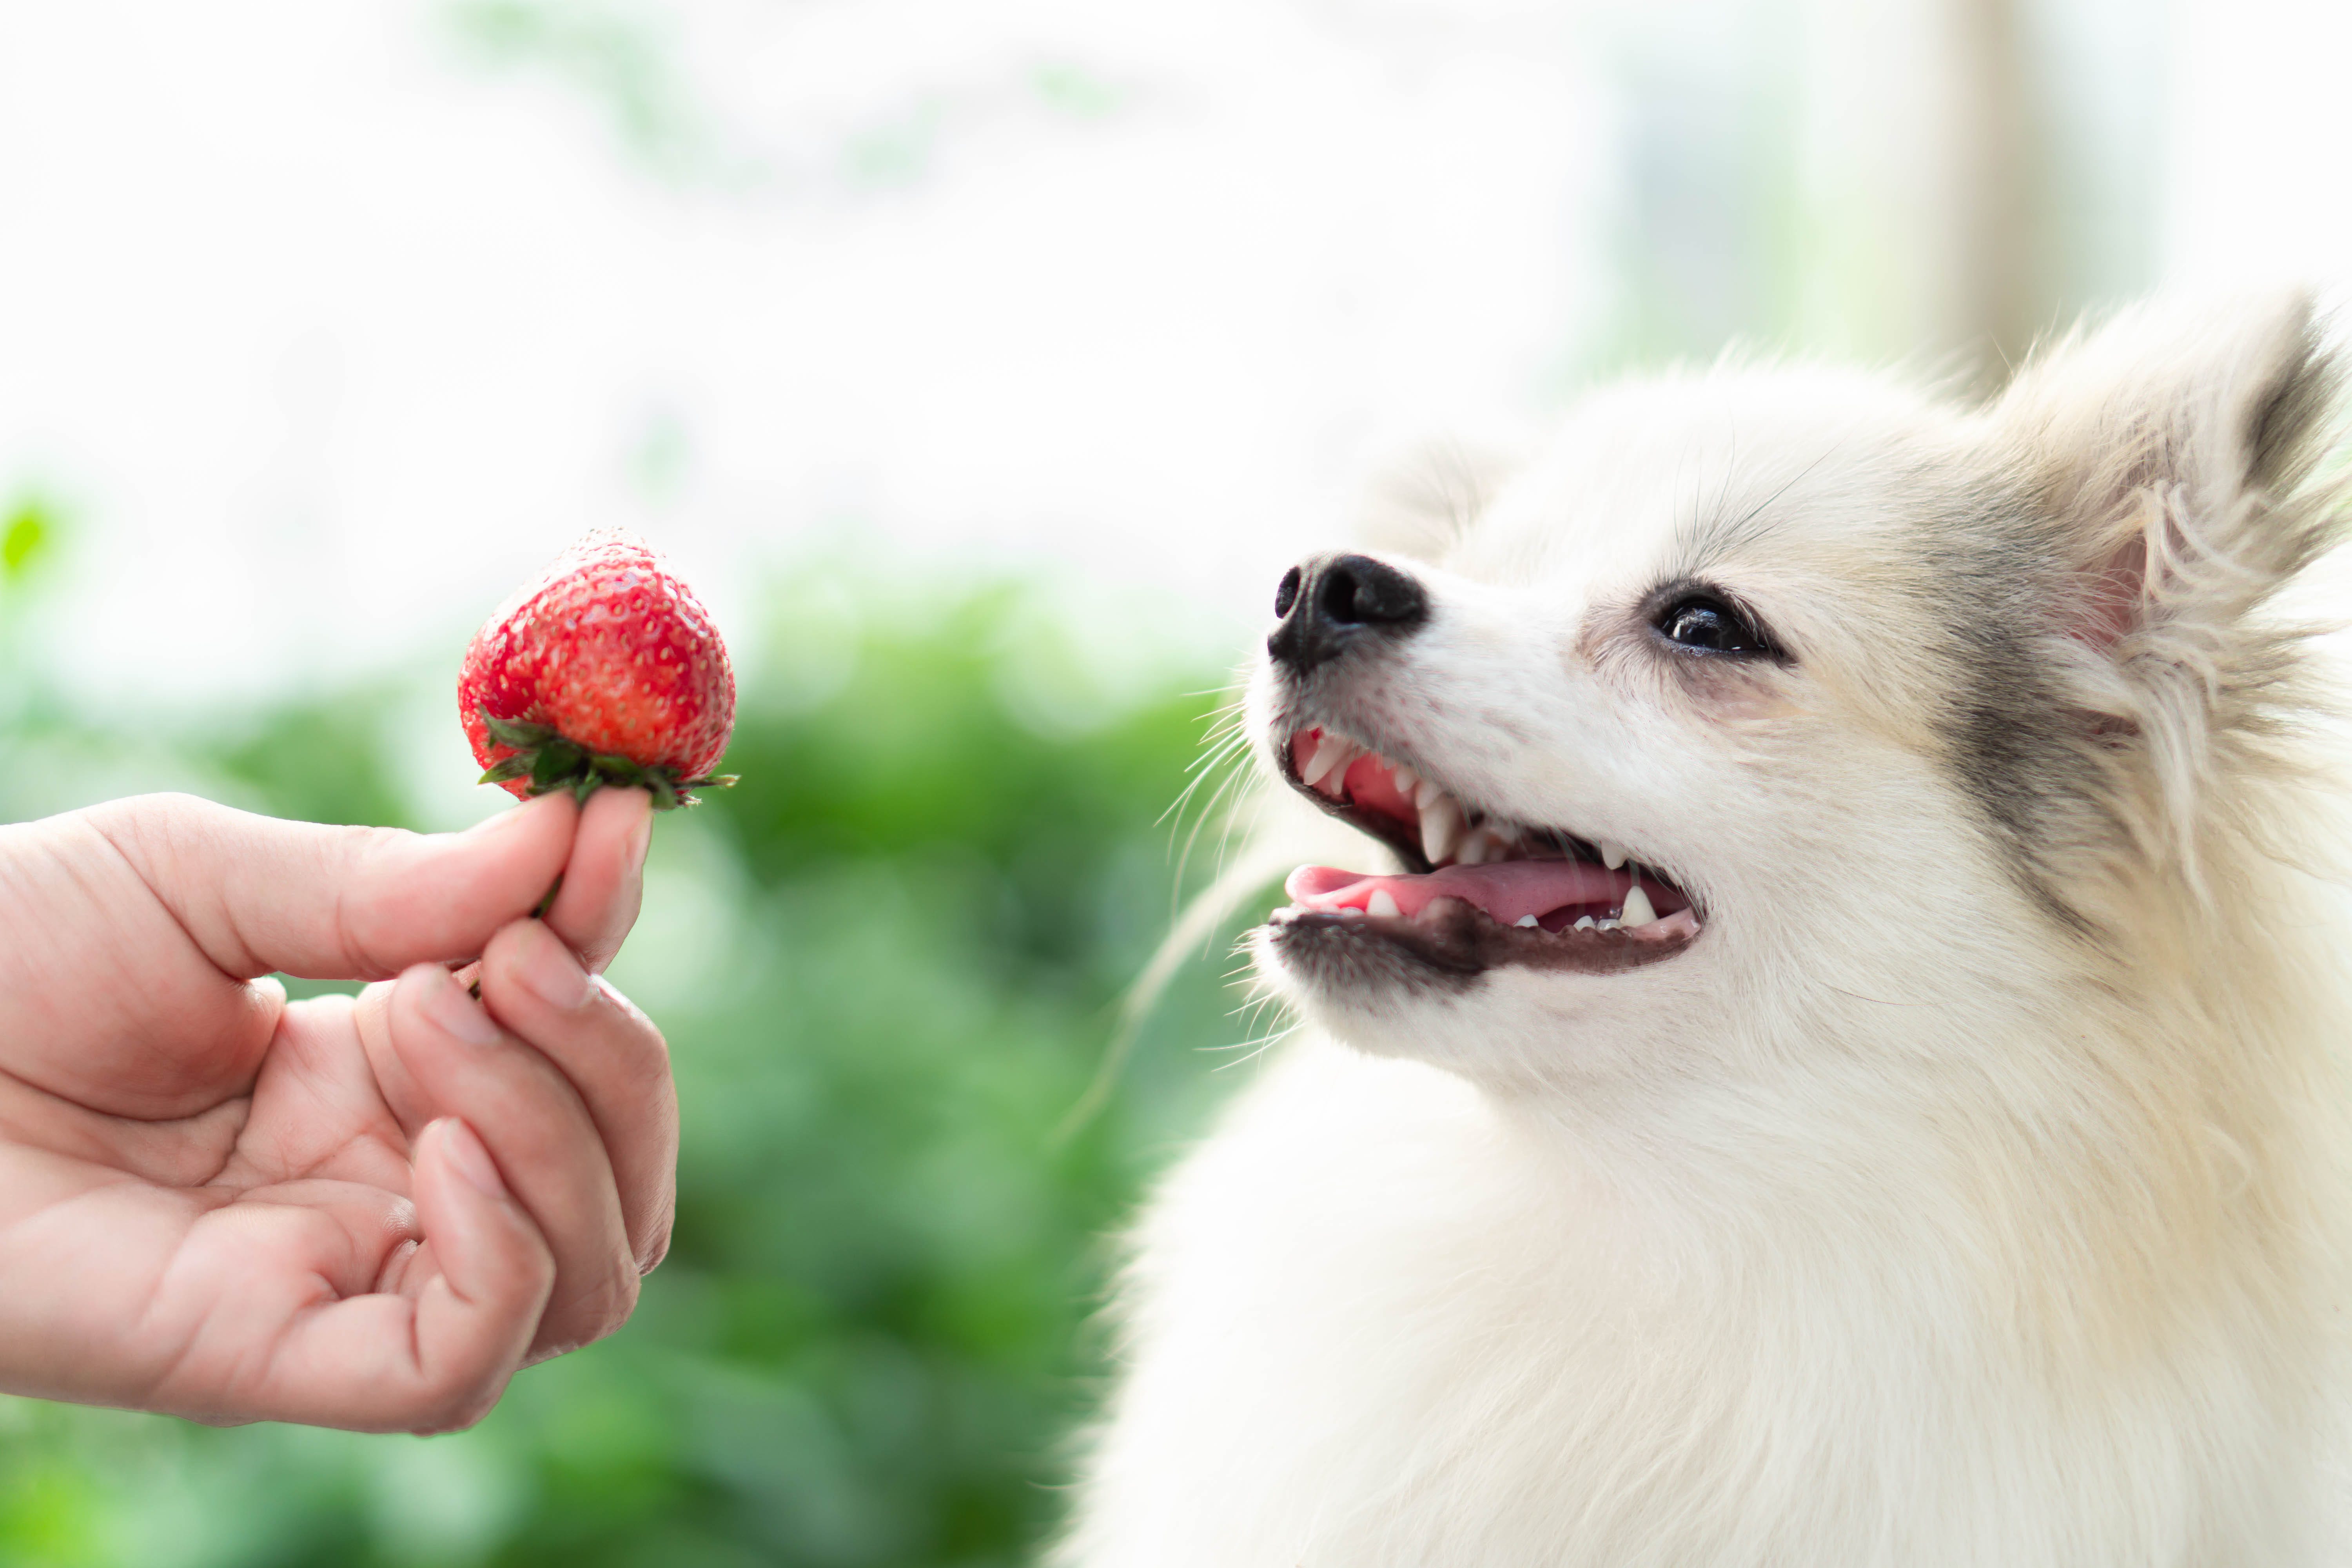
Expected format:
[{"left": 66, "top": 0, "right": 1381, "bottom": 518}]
[{"left": 1249, "top": 294, "right": 2343, "bottom": 1100}]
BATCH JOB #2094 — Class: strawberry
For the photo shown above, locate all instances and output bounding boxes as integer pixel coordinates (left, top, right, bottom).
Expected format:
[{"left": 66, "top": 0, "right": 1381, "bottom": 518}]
[{"left": 460, "top": 530, "right": 737, "bottom": 810}]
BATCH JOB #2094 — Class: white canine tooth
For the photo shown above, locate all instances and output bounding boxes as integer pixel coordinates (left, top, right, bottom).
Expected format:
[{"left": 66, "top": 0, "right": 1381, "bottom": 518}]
[
  {"left": 1365, "top": 889, "right": 1402, "bottom": 918},
  {"left": 1301, "top": 733, "right": 1358, "bottom": 789},
  {"left": 1620, "top": 884, "right": 1657, "bottom": 927},
  {"left": 1573, "top": 915, "right": 1597, "bottom": 931},
  {"left": 1514, "top": 913, "right": 1540, "bottom": 928},
  {"left": 1391, "top": 764, "right": 1417, "bottom": 794},
  {"left": 1419, "top": 795, "right": 1465, "bottom": 866},
  {"left": 1600, "top": 840, "right": 1627, "bottom": 871},
  {"left": 1414, "top": 777, "right": 1445, "bottom": 812}
]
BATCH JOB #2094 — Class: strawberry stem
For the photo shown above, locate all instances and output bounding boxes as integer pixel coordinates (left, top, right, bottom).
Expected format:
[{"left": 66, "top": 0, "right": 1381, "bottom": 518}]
[{"left": 478, "top": 708, "right": 735, "bottom": 810}]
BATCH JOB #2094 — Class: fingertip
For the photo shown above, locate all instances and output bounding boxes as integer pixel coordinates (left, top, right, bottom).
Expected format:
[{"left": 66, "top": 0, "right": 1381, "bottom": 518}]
[
  {"left": 463, "top": 789, "right": 580, "bottom": 842},
  {"left": 546, "top": 787, "right": 653, "bottom": 974},
  {"left": 488, "top": 916, "right": 596, "bottom": 1013},
  {"left": 385, "top": 1120, "right": 552, "bottom": 1431},
  {"left": 581, "top": 786, "right": 653, "bottom": 877},
  {"left": 413, "top": 1116, "right": 554, "bottom": 1308},
  {"left": 627, "top": 796, "right": 653, "bottom": 874},
  {"left": 242, "top": 972, "right": 290, "bottom": 1031},
  {"left": 434, "top": 1116, "right": 509, "bottom": 1199},
  {"left": 398, "top": 960, "right": 505, "bottom": 1047},
  {"left": 444, "top": 792, "right": 579, "bottom": 888}
]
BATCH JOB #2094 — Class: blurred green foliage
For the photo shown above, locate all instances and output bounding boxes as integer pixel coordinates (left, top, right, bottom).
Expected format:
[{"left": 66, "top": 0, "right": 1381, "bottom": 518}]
[
  {"left": 0, "top": 500, "right": 49, "bottom": 582},
  {"left": 446, "top": 0, "right": 707, "bottom": 172},
  {"left": 0, "top": 569, "right": 1263, "bottom": 1567}
]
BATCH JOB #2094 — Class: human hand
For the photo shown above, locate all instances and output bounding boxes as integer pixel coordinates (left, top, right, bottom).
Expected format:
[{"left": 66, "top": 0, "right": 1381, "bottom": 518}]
[{"left": 0, "top": 787, "right": 677, "bottom": 1432}]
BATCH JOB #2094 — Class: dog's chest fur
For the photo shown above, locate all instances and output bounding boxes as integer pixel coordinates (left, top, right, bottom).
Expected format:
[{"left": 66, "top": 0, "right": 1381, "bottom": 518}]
[{"left": 1062, "top": 1039, "right": 2332, "bottom": 1568}]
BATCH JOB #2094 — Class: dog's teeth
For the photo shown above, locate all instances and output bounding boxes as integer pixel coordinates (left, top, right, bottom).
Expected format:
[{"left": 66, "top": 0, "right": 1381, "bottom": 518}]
[
  {"left": 1620, "top": 884, "right": 1657, "bottom": 927},
  {"left": 1514, "top": 913, "right": 1539, "bottom": 928},
  {"left": 1391, "top": 764, "right": 1418, "bottom": 794},
  {"left": 1419, "top": 795, "right": 1465, "bottom": 865},
  {"left": 1302, "top": 733, "right": 1358, "bottom": 790},
  {"left": 1597, "top": 918, "right": 1620, "bottom": 930},
  {"left": 1573, "top": 915, "right": 1597, "bottom": 931},
  {"left": 1413, "top": 777, "right": 1445, "bottom": 812},
  {"left": 1600, "top": 840, "right": 1627, "bottom": 870},
  {"left": 1366, "top": 889, "right": 1401, "bottom": 918},
  {"left": 1457, "top": 828, "right": 1504, "bottom": 866}
]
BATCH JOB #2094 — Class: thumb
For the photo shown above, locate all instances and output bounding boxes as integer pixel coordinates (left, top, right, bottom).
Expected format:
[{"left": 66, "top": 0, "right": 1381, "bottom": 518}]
[{"left": 89, "top": 790, "right": 580, "bottom": 981}]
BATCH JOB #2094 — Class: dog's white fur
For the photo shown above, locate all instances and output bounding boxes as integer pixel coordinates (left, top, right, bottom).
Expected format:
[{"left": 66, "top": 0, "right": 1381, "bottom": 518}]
[{"left": 1056, "top": 294, "right": 2352, "bottom": 1566}]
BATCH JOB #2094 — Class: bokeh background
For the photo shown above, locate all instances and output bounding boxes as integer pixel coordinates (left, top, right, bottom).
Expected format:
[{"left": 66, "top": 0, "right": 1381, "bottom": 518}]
[{"left": 2, "top": 1, "right": 2347, "bottom": 1563}]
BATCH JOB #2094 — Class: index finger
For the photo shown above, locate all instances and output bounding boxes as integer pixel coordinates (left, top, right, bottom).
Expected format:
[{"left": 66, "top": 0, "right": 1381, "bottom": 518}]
[{"left": 541, "top": 786, "right": 653, "bottom": 975}]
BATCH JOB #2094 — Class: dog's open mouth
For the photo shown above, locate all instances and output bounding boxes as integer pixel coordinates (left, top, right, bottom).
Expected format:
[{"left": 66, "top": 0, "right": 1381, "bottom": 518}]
[{"left": 1268, "top": 726, "right": 1701, "bottom": 976}]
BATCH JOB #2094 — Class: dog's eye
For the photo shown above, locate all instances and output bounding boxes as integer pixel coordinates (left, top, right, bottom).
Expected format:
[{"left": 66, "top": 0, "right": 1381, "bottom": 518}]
[{"left": 1655, "top": 593, "right": 1771, "bottom": 656}]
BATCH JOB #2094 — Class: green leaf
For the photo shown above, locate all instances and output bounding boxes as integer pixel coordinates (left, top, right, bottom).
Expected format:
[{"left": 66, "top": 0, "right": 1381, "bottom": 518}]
[
  {"left": 478, "top": 754, "right": 534, "bottom": 784},
  {"left": 481, "top": 710, "right": 558, "bottom": 748},
  {"left": 590, "top": 753, "right": 646, "bottom": 785},
  {"left": 530, "top": 739, "right": 586, "bottom": 789}
]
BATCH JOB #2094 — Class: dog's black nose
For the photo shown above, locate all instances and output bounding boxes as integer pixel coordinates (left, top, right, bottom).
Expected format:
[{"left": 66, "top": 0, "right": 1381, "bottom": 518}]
[{"left": 1267, "top": 553, "right": 1429, "bottom": 674}]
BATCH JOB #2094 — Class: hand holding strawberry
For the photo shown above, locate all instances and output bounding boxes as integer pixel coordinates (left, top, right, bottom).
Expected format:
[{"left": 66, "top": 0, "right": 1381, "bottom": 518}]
[
  {"left": 0, "top": 788, "right": 671, "bottom": 1432},
  {"left": 0, "top": 532, "right": 728, "bottom": 1435},
  {"left": 461, "top": 531, "right": 737, "bottom": 810}
]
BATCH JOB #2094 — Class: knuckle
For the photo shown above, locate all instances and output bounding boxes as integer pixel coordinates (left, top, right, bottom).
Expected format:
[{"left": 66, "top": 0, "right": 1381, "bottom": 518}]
[
  {"left": 338, "top": 825, "right": 422, "bottom": 976},
  {"left": 125, "top": 789, "right": 210, "bottom": 825}
]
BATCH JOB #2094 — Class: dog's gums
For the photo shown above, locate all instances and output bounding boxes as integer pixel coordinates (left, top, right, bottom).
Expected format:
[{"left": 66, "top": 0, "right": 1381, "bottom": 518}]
[{"left": 1272, "top": 725, "right": 1701, "bottom": 975}]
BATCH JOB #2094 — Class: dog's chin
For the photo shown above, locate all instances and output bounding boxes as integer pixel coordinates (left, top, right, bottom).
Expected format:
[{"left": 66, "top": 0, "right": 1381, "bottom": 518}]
[
  {"left": 1254, "top": 900, "right": 1703, "bottom": 1080},
  {"left": 1265, "top": 896, "right": 1697, "bottom": 992}
]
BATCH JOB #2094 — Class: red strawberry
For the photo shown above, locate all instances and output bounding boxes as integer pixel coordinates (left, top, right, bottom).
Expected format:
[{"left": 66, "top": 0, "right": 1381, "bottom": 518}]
[{"left": 460, "top": 530, "right": 737, "bottom": 809}]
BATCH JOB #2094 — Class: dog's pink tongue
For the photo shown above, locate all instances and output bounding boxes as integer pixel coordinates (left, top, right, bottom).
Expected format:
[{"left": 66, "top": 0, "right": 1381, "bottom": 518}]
[{"left": 1286, "top": 860, "right": 1625, "bottom": 925}]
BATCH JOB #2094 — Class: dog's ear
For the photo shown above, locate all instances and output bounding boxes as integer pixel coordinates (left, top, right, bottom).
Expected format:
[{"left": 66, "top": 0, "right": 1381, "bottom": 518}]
[
  {"left": 1353, "top": 438, "right": 1519, "bottom": 561},
  {"left": 1994, "top": 289, "right": 2341, "bottom": 659},
  {"left": 1991, "top": 292, "right": 2346, "bottom": 870}
]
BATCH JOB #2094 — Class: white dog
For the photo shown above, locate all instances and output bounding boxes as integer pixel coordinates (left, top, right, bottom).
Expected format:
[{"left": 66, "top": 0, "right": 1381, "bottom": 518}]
[{"left": 1056, "top": 294, "right": 2352, "bottom": 1566}]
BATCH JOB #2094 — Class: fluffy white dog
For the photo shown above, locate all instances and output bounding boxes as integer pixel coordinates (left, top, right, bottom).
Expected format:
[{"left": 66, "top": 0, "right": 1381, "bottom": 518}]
[{"left": 1057, "top": 293, "right": 2352, "bottom": 1566}]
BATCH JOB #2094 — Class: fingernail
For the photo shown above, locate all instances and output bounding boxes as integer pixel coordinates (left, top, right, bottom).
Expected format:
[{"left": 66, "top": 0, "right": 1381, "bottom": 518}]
[
  {"left": 462, "top": 804, "right": 528, "bottom": 839},
  {"left": 417, "top": 963, "right": 505, "bottom": 1045},
  {"left": 463, "top": 792, "right": 566, "bottom": 839},
  {"left": 436, "top": 1118, "right": 507, "bottom": 1198},
  {"left": 518, "top": 924, "right": 595, "bottom": 1010},
  {"left": 627, "top": 802, "right": 654, "bottom": 876}
]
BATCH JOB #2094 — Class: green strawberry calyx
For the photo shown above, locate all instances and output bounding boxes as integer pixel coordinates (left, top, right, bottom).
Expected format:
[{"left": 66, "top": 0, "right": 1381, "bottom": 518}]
[{"left": 477, "top": 710, "right": 737, "bottom": 811}]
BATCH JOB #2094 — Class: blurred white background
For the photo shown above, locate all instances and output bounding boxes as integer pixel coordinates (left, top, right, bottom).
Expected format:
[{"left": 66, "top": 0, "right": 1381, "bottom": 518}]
[{"left": 2, "top": 0, "right": 2346, "bottom": 713}]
